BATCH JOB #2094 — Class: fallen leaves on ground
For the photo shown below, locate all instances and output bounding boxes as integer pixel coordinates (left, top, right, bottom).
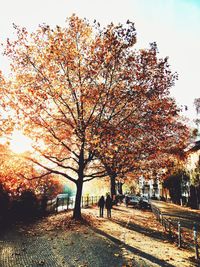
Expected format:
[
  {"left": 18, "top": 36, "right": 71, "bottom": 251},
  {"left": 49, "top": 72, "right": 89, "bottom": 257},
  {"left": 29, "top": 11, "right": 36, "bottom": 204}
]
[
  {"left": 16, "top": 205, "right": 196, "bottom": 267},
  {"left": 19, "top": 211, "right": 97, "bottom": 236}
]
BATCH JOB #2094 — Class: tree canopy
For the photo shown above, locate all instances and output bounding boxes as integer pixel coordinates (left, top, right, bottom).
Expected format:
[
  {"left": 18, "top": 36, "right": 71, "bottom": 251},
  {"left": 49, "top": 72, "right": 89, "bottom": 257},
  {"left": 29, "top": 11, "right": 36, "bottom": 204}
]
[{"left": 2, "top": 15, "right": 189, "bottom": 219}]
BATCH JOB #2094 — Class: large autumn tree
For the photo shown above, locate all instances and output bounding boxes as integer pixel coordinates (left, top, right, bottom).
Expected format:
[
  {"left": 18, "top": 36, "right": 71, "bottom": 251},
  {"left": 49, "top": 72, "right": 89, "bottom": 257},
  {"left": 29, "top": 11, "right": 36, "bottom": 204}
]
[{"left": 3, "top": 15, "right": 186, "bottom": 219}]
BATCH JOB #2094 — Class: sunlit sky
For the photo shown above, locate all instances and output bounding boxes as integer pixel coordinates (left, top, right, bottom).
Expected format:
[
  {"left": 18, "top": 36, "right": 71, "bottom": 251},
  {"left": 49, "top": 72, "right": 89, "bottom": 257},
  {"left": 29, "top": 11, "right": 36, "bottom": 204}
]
[
  {"left": 0, "top": 0, "right": 200, "bottom": 119},
  {"left": 9, "top": 130, "right": 32, "bottom": 153}
]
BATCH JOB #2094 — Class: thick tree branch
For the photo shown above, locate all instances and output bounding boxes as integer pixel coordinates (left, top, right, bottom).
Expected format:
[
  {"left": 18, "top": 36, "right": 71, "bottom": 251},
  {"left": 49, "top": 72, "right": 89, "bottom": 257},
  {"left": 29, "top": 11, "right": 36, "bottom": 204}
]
[{"left": 26, "top": 157, "right": 77, "bottom": 183}]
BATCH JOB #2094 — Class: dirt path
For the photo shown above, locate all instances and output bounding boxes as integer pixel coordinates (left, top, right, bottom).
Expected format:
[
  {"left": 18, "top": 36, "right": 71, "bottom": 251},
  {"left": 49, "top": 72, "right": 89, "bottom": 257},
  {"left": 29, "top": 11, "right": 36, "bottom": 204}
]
[
  {"left": 0, "top": 204, "right": 198, "bottom": 267},
  {"left": 151, "top": 200, "right": 200, "bottom": 229}
]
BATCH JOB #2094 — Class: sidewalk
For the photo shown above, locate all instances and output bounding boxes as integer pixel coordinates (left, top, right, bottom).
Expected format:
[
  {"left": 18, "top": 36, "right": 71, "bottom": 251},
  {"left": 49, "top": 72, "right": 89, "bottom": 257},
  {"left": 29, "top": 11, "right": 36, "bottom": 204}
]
[
  {"left": 0, "top": 204, "right": 198, "bottom": 267},
  {"left": 151, "top": 200, "right": 200, "bottom": 229}
]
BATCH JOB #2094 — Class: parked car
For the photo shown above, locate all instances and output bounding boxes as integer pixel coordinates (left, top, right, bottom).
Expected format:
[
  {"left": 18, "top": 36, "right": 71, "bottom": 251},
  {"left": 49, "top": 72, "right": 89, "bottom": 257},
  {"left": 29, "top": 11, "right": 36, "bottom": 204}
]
[
  {"left": 138, "top": 196, "right": 151, "bottom": 210},
  {"left": 125, "top": 195, "right": 140, "bottom": 207}
]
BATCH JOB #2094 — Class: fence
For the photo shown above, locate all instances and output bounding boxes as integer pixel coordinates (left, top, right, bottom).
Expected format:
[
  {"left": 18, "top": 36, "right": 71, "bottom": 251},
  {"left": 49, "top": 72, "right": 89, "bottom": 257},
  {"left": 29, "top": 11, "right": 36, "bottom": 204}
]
[
  {"left": 151, "top": 204, "right": 199, "bottom": 260},
  {"left": 47, "top": 195, "right": 100, "bottom": 214}
]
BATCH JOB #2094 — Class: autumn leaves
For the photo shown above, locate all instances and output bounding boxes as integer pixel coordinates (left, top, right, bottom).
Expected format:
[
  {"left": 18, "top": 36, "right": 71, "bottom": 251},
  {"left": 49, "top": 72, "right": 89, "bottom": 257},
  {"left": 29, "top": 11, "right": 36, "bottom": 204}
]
[{"left": 0, "top": 15, "right": 189, "bottom": 219}]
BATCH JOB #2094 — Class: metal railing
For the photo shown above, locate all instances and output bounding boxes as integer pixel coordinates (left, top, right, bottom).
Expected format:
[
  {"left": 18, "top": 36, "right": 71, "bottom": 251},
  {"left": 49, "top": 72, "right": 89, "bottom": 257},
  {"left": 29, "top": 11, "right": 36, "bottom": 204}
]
[
  {"left": 46, "top": 195, "right": 100, "bottom": 213},
  {"left": 151, "top": 204, "right": 199, "bottom": 260}
]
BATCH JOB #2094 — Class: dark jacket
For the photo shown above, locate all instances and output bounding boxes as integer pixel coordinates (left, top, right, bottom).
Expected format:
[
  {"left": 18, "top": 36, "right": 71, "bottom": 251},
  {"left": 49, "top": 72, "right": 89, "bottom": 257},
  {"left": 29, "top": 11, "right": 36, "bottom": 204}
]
[
  {"left": 98, "top": 196, "right": 105, "bottom": 208},
  {"left": 105, "top": 196, "right": 112, "bottom": 209}
]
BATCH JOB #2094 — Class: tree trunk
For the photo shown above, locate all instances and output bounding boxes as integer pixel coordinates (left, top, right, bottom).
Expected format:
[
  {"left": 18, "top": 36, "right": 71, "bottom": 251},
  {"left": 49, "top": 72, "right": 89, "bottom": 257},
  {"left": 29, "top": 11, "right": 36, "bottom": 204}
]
[
  {"left": 117, "top": 181, "right": 124, "bottom": 195},
  {"left": 73, "top": 179, "right": 83, "bottom": 220},
  {"left": 110, "top": 174, "right": 117, "bottom": 199},
  {"left": 73, "top": 143, "right": 84, "bottom": 220},
  {"left": 103, "top": 164, "right": 117, "bottom": 200},
  {"left": 190, "top": 185, "right": 198, "bottom": 209}
]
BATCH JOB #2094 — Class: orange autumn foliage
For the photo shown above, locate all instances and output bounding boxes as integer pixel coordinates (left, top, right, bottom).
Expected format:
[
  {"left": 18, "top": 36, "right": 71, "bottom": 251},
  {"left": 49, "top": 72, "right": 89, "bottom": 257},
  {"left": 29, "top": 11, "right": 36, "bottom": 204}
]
[
  {"left": 2, "top": 15, "right": 190, "bottom": 217},
  {"left": 0, "top": 143, "right": 62, "bottom": 198}
]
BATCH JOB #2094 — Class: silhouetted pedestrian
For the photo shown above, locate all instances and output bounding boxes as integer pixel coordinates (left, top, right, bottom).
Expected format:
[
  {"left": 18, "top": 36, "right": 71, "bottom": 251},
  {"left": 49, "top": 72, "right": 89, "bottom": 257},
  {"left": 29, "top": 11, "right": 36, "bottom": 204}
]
[
  {"left": 105, "top": 195, "right": 112, "bottom": 218},
  {"left": 98, "top": 196, "right": 105, "bottom": 217}
]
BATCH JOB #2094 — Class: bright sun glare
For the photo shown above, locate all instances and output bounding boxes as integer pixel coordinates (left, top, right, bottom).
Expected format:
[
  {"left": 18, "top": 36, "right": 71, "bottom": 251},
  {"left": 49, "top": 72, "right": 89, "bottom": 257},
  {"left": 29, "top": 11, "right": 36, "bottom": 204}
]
[{"left": 10, "top": 130, "right": 32, "bottom": 154}]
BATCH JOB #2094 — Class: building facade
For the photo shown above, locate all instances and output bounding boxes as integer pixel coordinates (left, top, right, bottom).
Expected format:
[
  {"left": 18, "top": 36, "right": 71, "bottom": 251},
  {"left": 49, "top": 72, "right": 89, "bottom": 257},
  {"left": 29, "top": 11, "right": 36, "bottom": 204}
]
[{"left": 138, "top": 176, "right": 163, "bottom": 199}]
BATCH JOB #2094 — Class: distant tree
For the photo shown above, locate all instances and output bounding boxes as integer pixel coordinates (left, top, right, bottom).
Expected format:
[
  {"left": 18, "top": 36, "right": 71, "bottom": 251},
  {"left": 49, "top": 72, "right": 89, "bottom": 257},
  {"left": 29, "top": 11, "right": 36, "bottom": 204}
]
[
  {"left": 0, "top": 183, "right": 10, "bottom": 219},
  {"left": 19, "top": 189, "right": 38, "bottom": 219},
  {"left": 163, "top": 173, "right": 182, "bottom": 204},
  {"left": 194, "top": 98, "right": 200, "bottom": 115},
  {"left": 193, "top": 98, "right": 200, "bottom": 138},
  {"left": 0, "top": 144, "right": 62, "bottom": 198}
]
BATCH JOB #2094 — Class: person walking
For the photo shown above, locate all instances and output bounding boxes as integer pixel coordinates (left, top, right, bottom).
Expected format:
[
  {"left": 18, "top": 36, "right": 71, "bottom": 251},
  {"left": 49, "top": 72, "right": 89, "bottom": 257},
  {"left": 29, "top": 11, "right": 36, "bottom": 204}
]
[
  {"left": 98, "top": 196, "right": 105, "bottom": 217},
  {"left": 105, "top": 195, "right": 112, "bottom": 218}
]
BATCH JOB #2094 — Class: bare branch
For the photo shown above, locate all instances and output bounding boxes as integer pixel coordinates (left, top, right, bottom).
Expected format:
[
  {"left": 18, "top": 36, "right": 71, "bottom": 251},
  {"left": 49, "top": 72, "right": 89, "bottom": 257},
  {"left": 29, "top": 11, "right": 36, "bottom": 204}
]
[
  {"left": 26, "top": 157, "right": 77, "bottom": 183},
  {"left": 19, "top": 171, "right": 52, "bottom": 180}
]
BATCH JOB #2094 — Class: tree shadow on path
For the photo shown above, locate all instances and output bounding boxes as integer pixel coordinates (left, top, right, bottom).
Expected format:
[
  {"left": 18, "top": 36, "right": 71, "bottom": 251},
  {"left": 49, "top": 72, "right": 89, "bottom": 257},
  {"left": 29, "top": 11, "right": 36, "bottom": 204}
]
[
  {"left": 112, "top": 206, "right": 130, "bottom": 213},
  {"left": 112, "top": 218, "right": 166, "bottom": 242},
  {"left": 0, "top": 224, "right": 127, "bottom": 267},
  {"left": 91, "top": 226, "right": 176, "bottom": 267}
]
